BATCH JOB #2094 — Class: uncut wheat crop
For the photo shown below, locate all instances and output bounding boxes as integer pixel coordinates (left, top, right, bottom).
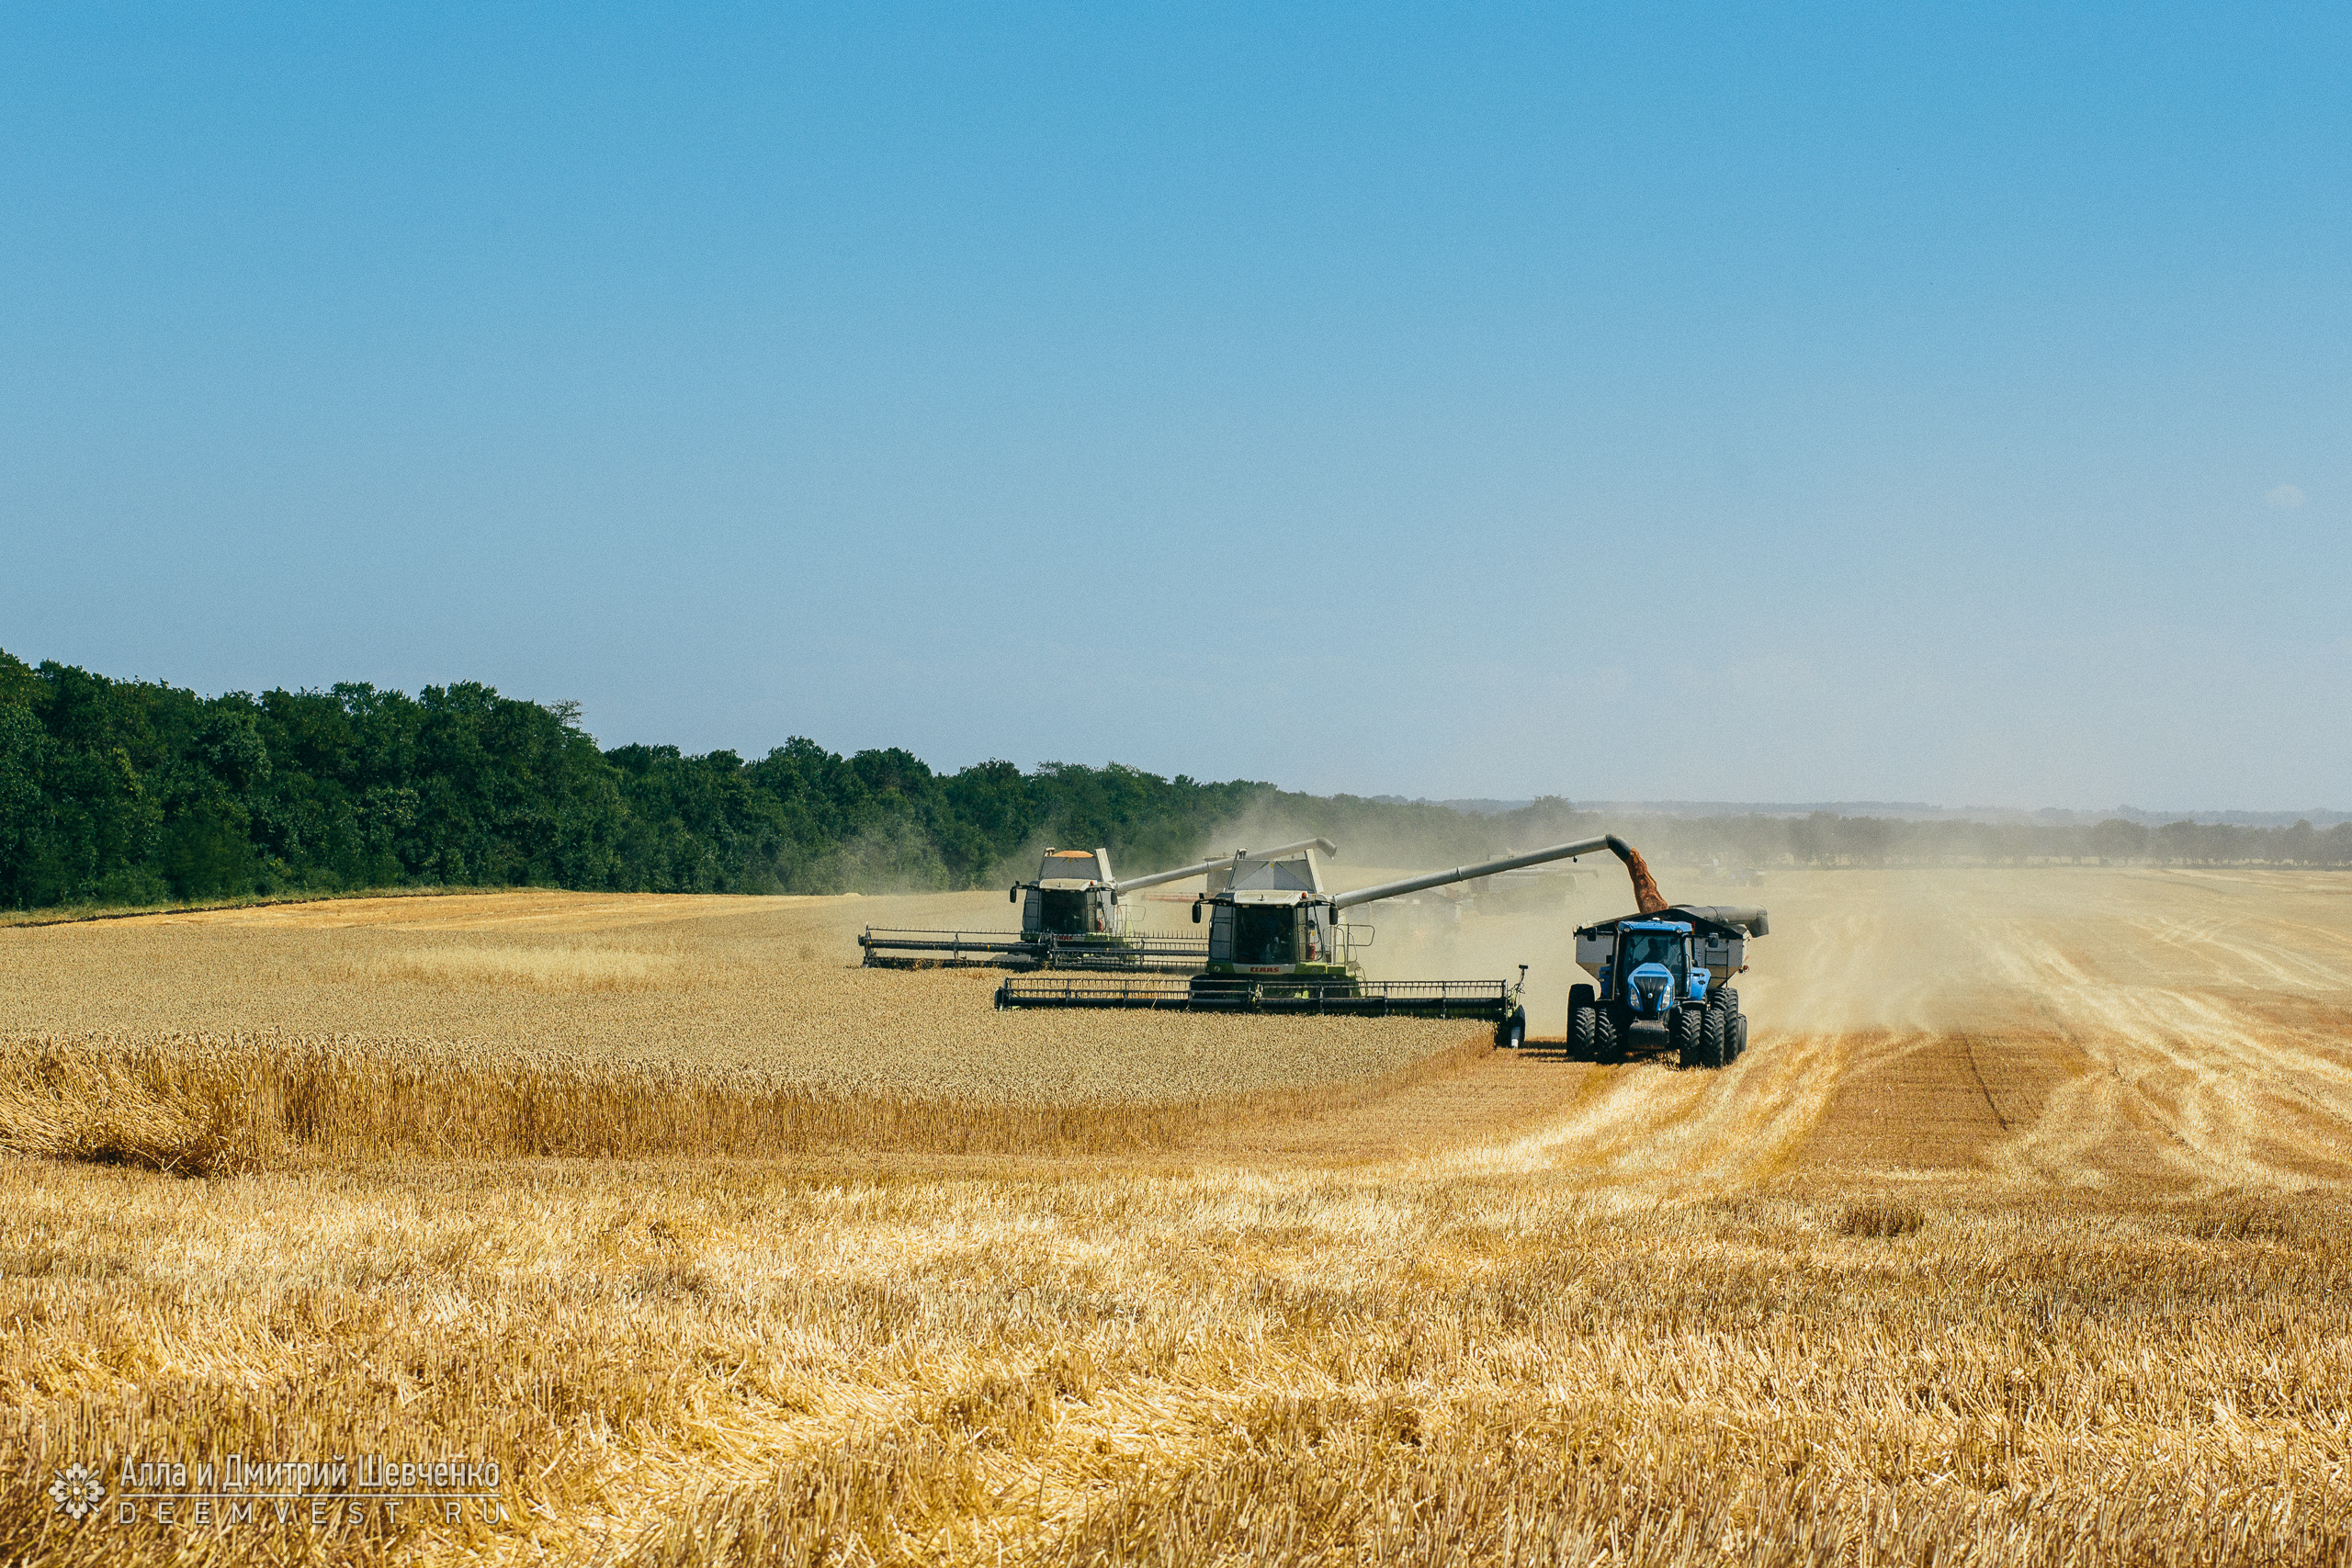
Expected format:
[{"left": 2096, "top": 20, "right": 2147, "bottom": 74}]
[{"left": 0, "top": 888, "right": 1473, "bottom": 1103}]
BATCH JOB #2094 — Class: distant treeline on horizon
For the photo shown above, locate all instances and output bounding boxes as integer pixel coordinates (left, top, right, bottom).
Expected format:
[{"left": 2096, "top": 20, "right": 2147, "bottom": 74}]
[{"left": 4, "top": 649, "right": 2347, "bottom": 910}]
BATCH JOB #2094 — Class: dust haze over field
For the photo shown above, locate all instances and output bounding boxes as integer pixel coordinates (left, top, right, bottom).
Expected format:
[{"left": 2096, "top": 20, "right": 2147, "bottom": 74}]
[{"left": 5, "top": 867, "right": 2352, "bottom": 1564}]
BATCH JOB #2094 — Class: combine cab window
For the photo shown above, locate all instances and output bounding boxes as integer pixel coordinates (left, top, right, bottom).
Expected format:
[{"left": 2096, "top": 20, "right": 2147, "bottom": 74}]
[
  {"left": 1233, "top": 905, "right": 1295, "bottom": 965},
  {"left": 1037, "top": 890, "right": 1090, "bottom": 936},
  {"left": 1617, "top": 930, "right": 1686, "bottom": 978}
]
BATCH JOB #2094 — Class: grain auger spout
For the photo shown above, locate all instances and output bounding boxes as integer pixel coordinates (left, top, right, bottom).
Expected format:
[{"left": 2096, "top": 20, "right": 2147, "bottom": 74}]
[{"left": 1602, "top": 835, "right": 1671, "bottom": 916}]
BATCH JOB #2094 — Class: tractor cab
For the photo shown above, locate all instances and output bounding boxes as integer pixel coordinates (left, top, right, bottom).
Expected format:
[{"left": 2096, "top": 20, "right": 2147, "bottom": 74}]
[{"left": 1611, "top": 919, "right": 1705, "bottom": 1021}]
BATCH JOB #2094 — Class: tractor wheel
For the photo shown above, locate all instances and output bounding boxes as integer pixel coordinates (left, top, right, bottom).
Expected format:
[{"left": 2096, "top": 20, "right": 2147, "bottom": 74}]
[
  {"left": 1716, "top": 987, "right": 1738, "bottom": 1016},
  {"left": 1566, "top": 985, "right": 1596, "bottom": 1060},
  {"left": 1675, "top": 1008, "right": 1703, "bottom": 1069},
  {"left": 1734, "top": 1015, "right": 1750, "bottom": 1058},
  {"left": 1567, "top": 1001, "right": 1597, "bottom": 1059},
  {"left": 1497, "top": 1008, "right": 1527, "bottom": 1050},
  {"left": 1594, "top": 1007, "right": 1622, "bottom": 1062},
  {"left": 1701, "top": 1007, "right": 1728, "bottom": 1069}
]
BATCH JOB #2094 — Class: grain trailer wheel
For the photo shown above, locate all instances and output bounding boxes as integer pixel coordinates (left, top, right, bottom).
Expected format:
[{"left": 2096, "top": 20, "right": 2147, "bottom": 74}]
[
  {"left": 1700, "top": 1006, "right": 1728, "bottom": 1069},
  {"left": 1674, "top": 1008, "right": 1703, "bottom": 1068},
  {"left": 1497, "top": 1008, "right": 1528, "bottom": 1051},
  {"left": 1734, "top": 1014, "right": 1750, "bottom": 1058}
]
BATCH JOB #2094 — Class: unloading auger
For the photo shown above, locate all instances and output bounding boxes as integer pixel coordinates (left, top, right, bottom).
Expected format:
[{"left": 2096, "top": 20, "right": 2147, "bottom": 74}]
[{"left": 856, "top": 839, "right": 1337, "bottom": 971}]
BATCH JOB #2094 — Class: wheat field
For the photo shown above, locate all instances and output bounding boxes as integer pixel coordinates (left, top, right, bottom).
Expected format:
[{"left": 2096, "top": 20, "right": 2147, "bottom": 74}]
[{"left": 4, "top": 868, "right": 2351, "bottom": 1564}]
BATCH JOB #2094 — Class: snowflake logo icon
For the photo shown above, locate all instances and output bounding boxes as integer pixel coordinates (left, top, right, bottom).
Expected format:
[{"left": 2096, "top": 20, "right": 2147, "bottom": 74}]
[{"left": 50, "top": 1462, "right": 106, "bottom": 1519}]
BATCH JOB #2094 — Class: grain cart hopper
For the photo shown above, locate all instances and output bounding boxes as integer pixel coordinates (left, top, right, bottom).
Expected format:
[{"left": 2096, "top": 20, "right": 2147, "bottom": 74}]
[
  {"left": 994, "top": 832, "right": 1661, "bottom": 1046},
  {"left": 1566, "top": 904, "right": 1769, "bottom": 1069},
  {"left": 857, "top": 839, "right": 1333, "bottom": 971}
]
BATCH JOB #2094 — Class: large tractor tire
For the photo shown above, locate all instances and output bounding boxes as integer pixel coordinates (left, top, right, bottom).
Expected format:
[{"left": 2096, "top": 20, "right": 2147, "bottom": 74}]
[
  {"left": 1566, "top": 1003, "right": 1598, "bottom": 1059},
  {"left": 1716, "top": 987, "right": 1739, "bottom": 1016},
  {"left": 1594, "top": 1007, "right": 1623, "bottom": 1062},
  {"left": 1700, "top": 1007, "right": 1729, "bottom": 1069},
  {"left": 1674, "top": 1008, "right": 1703, "bottom": 1068},
  {"left": 1566, "top": 986, "right": 1597, "bottom": 1060}
]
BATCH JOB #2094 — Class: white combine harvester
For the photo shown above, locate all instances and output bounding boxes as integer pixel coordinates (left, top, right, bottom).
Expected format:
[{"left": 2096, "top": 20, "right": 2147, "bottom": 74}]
[{"left": 856, "top": 838, "right": 1335, "bottom": 971}]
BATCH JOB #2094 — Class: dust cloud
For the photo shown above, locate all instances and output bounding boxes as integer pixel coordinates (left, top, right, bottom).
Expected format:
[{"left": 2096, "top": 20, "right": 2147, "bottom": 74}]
[{"left": 1407, "top": 863, "right": 2352, "bottom": 1199}]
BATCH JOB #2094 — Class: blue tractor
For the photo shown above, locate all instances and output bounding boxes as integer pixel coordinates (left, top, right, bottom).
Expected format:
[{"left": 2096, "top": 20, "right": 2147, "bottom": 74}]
[{"left": 1565, "top": 905, "right": 1768, "bottom": 1069}]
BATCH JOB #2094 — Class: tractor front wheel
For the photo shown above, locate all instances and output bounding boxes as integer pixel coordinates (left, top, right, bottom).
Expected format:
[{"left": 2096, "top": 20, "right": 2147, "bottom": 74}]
[
  {"left": 1594, "top": 1007, "right": 1622, "bottom": 1062},
  {"left": 1566, "top": 986, "right": 1596, "bottom": 1060}
]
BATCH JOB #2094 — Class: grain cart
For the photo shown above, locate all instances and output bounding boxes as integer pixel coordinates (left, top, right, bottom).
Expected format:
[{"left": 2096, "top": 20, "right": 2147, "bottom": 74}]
[
  {"left": 857, "top": 839, "right": 1333, "bottom": 971},
  {"left": 1565, "top": 905, "right": 1769, "bottom": 1069},
  {"left": 994, "top": 832, "right": 1661, "bottom": 1045}
]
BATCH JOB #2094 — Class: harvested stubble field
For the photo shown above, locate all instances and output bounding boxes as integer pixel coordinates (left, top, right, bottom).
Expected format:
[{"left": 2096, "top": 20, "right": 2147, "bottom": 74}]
[{"left": 5, "top": 867, "right": 2352, "bottom": 1565}]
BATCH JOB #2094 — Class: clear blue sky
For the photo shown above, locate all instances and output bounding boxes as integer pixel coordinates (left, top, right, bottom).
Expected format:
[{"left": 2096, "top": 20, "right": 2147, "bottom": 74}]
[{"left": 4, "top": 4, "right": 2345, "bottom": 810}]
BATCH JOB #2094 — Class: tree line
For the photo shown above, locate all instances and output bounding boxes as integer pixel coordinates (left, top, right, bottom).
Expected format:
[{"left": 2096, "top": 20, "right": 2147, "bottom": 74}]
[{"left": 1, "top": 649, "right": 2344, "bottom": 911}]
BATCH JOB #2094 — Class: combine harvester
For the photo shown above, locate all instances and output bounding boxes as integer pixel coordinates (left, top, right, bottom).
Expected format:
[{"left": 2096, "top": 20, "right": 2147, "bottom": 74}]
[
  {"left": 994, "top": 833, "right": 1655, "bottom": 1047},
  {"left": 857, "top": 839, "right": 1335, "bottom": 971}
]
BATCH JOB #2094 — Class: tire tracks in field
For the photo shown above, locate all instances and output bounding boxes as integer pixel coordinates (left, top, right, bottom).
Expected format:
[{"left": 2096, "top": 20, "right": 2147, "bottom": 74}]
[
  {"left": 1961, "top": 1035, "right": 2010, "bottom": 1133},
  {"left": 1362, "top": 869, "right": 2352, "bottom": 1196}
]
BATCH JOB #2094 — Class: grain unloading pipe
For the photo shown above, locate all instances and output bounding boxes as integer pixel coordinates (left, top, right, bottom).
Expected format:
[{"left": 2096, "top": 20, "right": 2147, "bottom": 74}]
[
  {"left": 1110, "top": 838, "right": 1338, "bottom": 898},
  {"left": 1331, "top": 834, "right": 1635, "bottom": 910}
]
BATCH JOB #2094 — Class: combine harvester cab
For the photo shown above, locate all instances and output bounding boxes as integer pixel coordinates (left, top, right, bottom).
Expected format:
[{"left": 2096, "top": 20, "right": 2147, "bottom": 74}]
[
  {"left": 1193, "top": 840, "right": 1352, "bottom": 986},
  {"left": 1566, "top": 904, "right": 1768, "bottom": 1069},
  {"left": 857, "top": 846, "right": 1127, "bottom": 969},
  {"left": 996, "top": 833, "right": 1664, "bottom": 1047},
  {"left": 1021, "top": 848, "right": 1119, "bottom": 942},
  {"left": 858, "top": 840, "right": 1332, "bottom": 971}
]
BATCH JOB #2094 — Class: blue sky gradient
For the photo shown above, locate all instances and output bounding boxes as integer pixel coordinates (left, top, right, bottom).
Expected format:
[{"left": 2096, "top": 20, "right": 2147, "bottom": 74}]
[{"left": 4, "top": 4, "right": 2345, "bottom": 808}]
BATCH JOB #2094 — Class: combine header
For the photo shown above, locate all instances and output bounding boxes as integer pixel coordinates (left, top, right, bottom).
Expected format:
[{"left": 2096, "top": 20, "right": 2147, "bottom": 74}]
[
  {"left": 994, "top": 974, "right": 1521, "bottom": 1025},
  {"left": 995, "top": 833, "right": 1664, "bottom": 1045},
  {"left": 857, "top": 839, "right": 1333, "bottom": 971}
]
